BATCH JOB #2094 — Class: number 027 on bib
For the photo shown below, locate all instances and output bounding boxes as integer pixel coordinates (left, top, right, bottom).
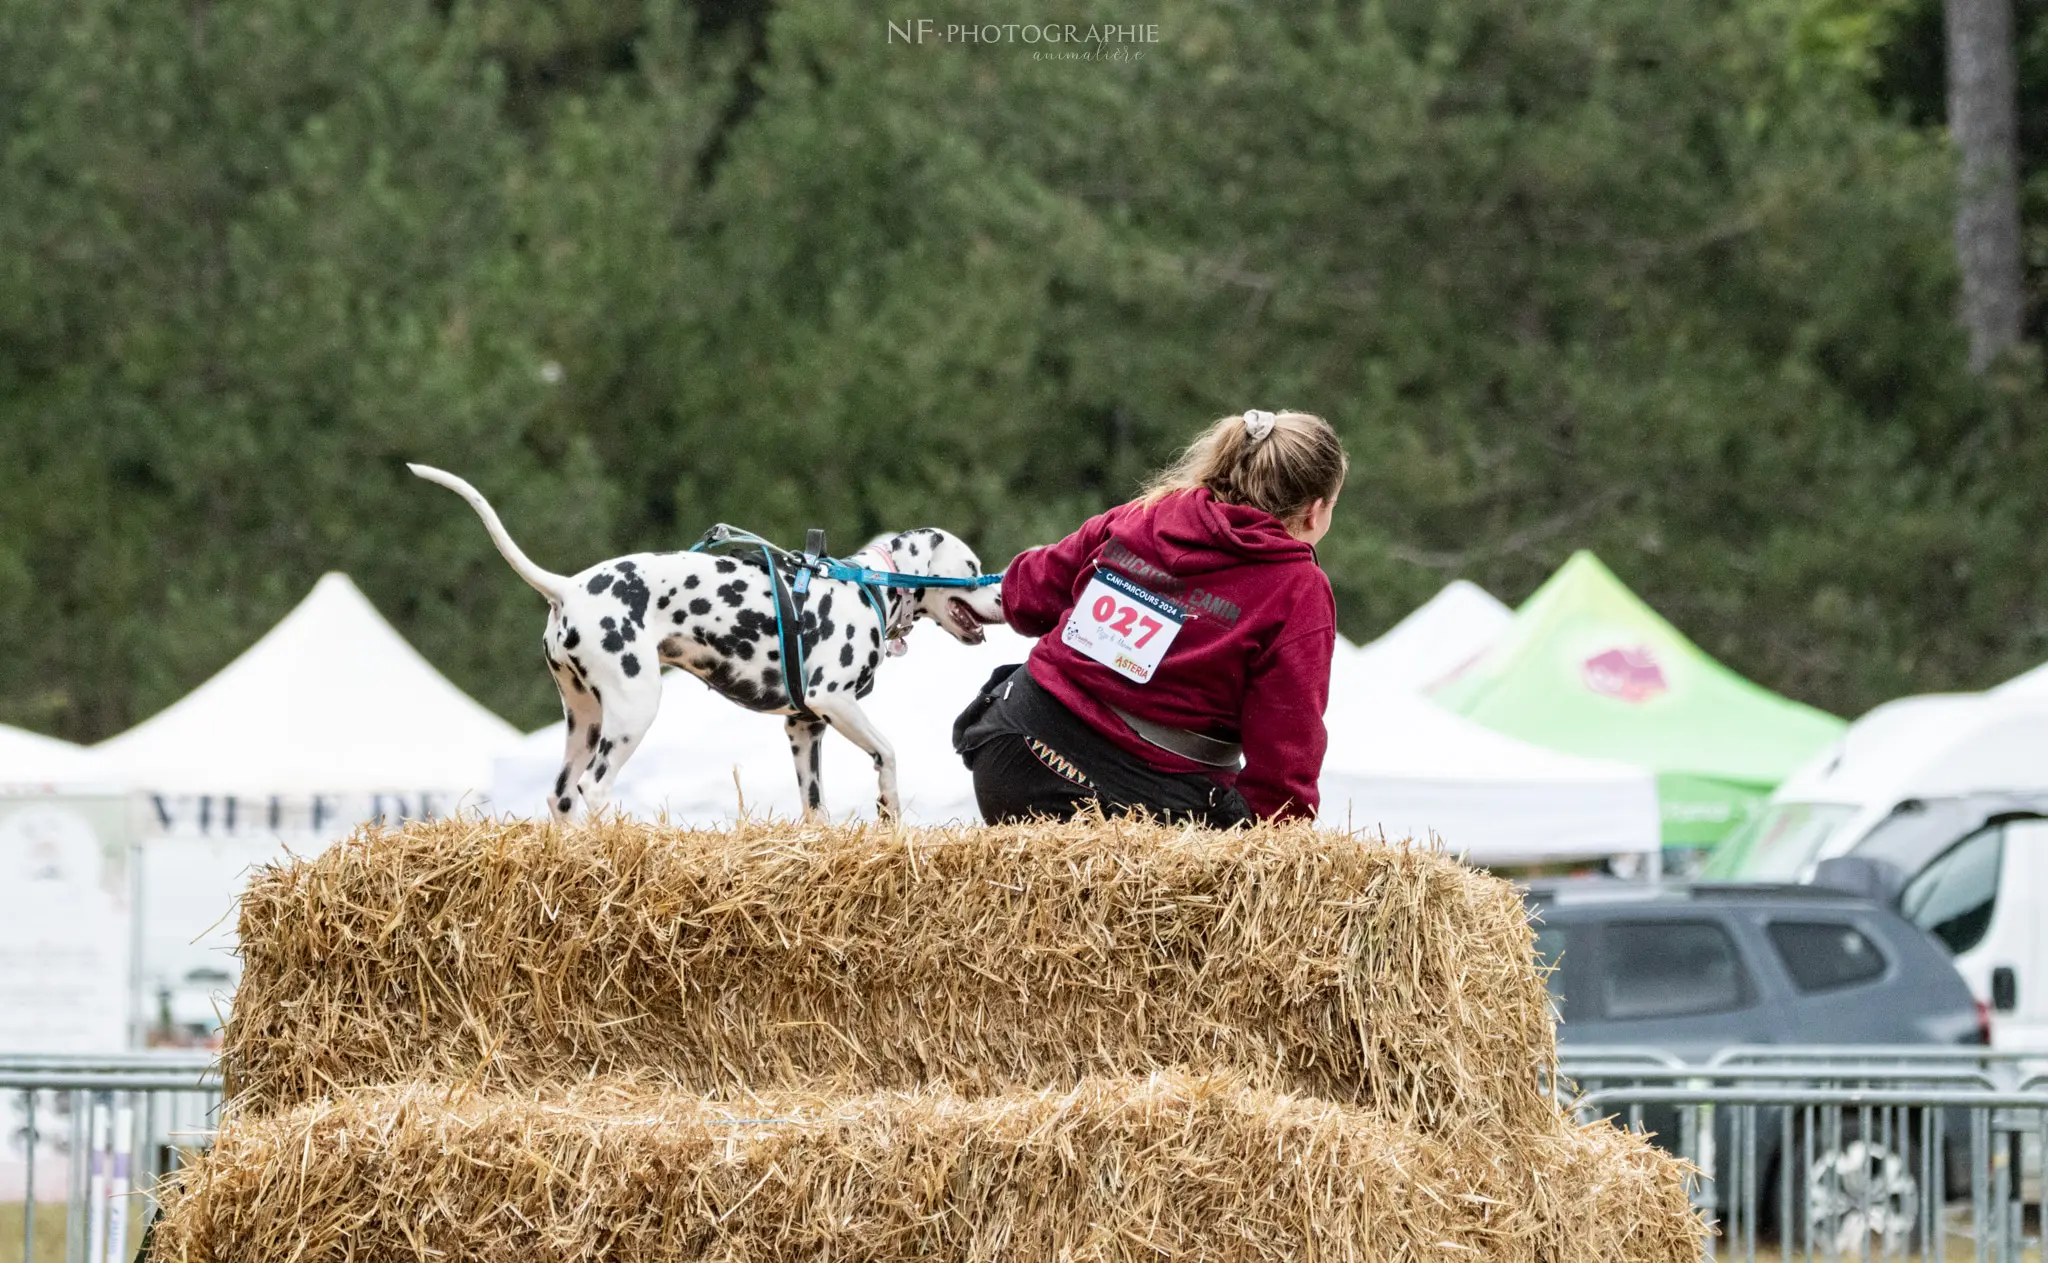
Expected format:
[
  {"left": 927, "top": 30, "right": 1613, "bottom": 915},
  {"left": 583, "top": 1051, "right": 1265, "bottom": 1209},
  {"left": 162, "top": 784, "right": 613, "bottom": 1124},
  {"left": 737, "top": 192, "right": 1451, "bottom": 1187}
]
[{"left": 1060, "top": 567, "right": 1185, "bottom": 683}]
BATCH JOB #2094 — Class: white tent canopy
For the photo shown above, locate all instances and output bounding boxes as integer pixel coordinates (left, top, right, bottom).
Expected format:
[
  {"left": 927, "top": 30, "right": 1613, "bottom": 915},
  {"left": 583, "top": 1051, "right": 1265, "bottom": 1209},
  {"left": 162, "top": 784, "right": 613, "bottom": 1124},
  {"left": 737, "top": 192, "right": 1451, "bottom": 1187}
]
[
  {"left": 1349, "top": 579, "right": 1511, "bottom": 692},
  {"left": 93, "top": 572, "right": 519, "bottom": 802},
  {"left": 493, "top": 622, "right": 1031, "bottom": 824},
  {"left": 0, "top": 724, "right": 102, "bottom": 789},
  {"left": 1995, "top": 661, "right": 2048, "bottom": 699},
  {"left": 1317, "top": 649, "right": 1661, "bottom": 863}
]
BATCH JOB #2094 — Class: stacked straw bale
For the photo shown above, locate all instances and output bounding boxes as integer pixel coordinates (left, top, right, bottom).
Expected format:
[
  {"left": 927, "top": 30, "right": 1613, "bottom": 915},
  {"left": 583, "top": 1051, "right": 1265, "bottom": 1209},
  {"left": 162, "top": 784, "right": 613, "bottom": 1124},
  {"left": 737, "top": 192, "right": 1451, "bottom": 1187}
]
[
  {"left": 222, "top": 817, "right": 1557, "bottom": 1132},
  {"left": 154, "top": 1074, "right": 1702, "bottom": 1263},
  {"left": 158, "top": 816, "right": 1701, "bottom": 1261}
]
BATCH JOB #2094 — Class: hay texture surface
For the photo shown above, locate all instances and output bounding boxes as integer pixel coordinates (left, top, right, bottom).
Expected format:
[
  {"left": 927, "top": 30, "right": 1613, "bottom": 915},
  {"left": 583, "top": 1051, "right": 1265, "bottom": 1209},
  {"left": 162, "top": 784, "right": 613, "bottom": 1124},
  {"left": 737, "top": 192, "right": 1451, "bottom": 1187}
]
[
  {"left": 153, "top": 1074, "right": 1701, "bottom": 1263},
  {"left": 225, "top": 818, "right": 1555, "bottom": 1131}
]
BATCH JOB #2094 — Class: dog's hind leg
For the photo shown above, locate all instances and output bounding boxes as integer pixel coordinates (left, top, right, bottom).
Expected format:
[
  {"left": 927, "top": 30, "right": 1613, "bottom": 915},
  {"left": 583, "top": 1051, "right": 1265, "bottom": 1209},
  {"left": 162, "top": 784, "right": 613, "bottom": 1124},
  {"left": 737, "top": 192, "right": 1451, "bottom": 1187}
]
[
  {"left": 577, "top": 674, "right": 661, "bottom": 819},
  {"left": 785, "top": 715, "right": 829, "bottom": 822},
  {"left": 546, "top": 654, "right": 603, "bottom": 823},
  {"left": 808, "top": 697, "right": 899, "bottom": 820}
]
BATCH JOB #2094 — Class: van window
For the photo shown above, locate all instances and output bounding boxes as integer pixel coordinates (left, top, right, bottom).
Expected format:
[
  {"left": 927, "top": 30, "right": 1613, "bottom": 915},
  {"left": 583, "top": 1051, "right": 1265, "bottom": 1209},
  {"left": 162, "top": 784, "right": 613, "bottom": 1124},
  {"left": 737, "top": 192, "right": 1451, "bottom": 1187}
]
[
  {"left": 1706, "top": 802, "right": 1858, "bottom": 880},
  {"left": 1766, "top": 921, "right": 1887, "bottom": 993},
  {"left": 1899, "top": 824, "right": 2004, "bottom": 955},
  {"left": 1600, "top": 921, "right": 1749, "bottom": 1020}
]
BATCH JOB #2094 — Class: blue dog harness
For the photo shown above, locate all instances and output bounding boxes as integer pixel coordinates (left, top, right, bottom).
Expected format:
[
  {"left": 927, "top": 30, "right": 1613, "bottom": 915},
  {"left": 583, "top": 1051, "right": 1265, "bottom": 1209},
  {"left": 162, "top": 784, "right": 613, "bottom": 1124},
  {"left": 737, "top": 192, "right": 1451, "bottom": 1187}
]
[{"left": 688, "top": 524, "right": 1000, "bottom": 718}]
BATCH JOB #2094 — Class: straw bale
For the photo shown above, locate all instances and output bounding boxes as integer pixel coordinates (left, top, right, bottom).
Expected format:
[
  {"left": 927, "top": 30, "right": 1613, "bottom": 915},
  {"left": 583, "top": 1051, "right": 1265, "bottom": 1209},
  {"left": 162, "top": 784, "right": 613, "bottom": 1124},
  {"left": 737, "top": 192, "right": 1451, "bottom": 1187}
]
[
  {"left": 152, "top": 1074, "right": 1702, "bottom": 1263},
  {"left": 224, "top": 817, "right": 1557, "bottom": 1130}
]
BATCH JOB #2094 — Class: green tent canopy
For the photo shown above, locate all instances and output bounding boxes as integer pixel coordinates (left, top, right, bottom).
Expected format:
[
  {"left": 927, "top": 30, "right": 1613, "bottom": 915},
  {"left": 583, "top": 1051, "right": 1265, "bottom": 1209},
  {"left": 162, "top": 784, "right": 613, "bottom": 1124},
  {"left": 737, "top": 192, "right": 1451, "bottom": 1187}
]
[{"left": 1429, "top": 552, "right": 1846, "bottom": 847}]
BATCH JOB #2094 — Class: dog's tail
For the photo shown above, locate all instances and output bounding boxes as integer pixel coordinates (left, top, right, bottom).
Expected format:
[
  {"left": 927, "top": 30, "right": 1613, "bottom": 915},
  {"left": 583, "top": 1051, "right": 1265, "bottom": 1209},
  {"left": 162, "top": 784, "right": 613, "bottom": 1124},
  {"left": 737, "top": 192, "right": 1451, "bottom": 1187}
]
[{"left": 408, "top": 463, "right": 570, "bottom": 603}]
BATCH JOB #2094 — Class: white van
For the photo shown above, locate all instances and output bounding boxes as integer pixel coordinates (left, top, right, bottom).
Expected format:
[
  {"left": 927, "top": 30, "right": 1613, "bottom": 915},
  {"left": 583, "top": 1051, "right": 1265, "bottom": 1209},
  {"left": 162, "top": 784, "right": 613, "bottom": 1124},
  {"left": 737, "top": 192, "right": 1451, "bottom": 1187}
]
[
  {"left": 1811, "top": 800, "right": 2048, "bottom": 1049},
  {"left": 1704, "top": 692, "right": 2048, "bottom": 882}
]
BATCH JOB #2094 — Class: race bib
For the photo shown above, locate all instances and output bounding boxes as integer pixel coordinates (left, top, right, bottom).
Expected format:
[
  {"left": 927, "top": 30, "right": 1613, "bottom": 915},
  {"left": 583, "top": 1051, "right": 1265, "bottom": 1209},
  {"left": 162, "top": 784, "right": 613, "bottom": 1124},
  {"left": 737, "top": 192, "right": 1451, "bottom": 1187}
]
[{"left": 1061, "top": 568, "right": 1185, "bottom": 683}]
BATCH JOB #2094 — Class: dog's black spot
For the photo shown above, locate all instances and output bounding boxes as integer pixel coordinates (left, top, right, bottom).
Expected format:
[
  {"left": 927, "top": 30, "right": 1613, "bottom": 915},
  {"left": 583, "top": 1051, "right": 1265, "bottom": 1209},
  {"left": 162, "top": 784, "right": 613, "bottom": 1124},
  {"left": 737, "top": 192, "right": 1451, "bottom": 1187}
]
[
  {"left": 716, "top": 580, "right": 748, "bottom": 608},
  {"left": 818, "top": 593, "right": 833, "bottom": 620},
  {"left": 767, "top": 649, "right": 779, "bottom": 661},
  {"left": 715, "top": 559, "right": 736, "bottom": 574},
  {"left": 689, "top": 598, "right": 712, "bottom": 616},
  {"left": 554, "top": 769, "right": 569, "bottom": 796},
  {"left": 565, "top": 715, "right": 576, "bottom": 735},
  {"left": 600, "top": 617, "right": 629, "bottom": 653},
  {"left": 599, "top": 738, "right": 614, "bottom": 756},
  {"left": 588, "top": 727, "right": 600, "bottom": 749},
  {"left": 763, "top": 668, "right": 781, "bottom": 688},
  {"left": 616, "top": 560, "right": 636, "bottom": 573},
  {"left": 612, "top": 568, "right": 652, "bottom": 626},
  {"left": 562, "top": 626, "right": 581, "bottom": 650},
  {"left": 809, "top": 668, "right": 825, "bottom": 688},
  {"left": 839, "top": 642, "right": 854, "bottom": 668},
  {"left": 621, "top": 653, "right": 641, "bottom": 677},
  {"left": 846, "top": 623, "right": 856, "bottom": 639},
  {"left": 807, "top": 783, "right": 821, "bottom": 809},
  {"left": 684, "top": 575, "right": 699, "bottom": 589},
  {"left": 558, "top": 796, "right": 573, "bottom": 812},
  {"left": 568, "top": 675, "right": 586, "bottom": 694},
  {"left": 701, "top": 658, "right": 783, "bottom": 711},
  {"left": 591, "top": 686, "right": 602, "bottom": 703},
  {"left": 594, "top": 762, "right": 608, "bottom": 780},
  {"left": 657, "top": 594, "right": 670, "bottom": 610},
  {"left": 906, "top": 542, "right": 920, "bottom": 557},
  {"left": 587, "top": 573, "right": 613, "bottom": 594},
  {"left": 872, "top": 752, "right": 885, "bottom": 769},
  {"left": 825, "top": 680, "right": 839, "bottom": 692},
  {"left": 870, "top": 628, "right": 880, "bottom": 644}
]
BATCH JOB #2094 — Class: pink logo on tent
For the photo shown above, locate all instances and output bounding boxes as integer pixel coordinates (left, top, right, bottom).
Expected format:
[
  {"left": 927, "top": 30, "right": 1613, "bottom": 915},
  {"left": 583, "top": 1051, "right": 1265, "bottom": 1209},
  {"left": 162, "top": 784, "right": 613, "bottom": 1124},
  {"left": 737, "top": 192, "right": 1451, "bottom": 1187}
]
[{"left": 1581, "top": 646, "right": 1667, "bottom": 703}]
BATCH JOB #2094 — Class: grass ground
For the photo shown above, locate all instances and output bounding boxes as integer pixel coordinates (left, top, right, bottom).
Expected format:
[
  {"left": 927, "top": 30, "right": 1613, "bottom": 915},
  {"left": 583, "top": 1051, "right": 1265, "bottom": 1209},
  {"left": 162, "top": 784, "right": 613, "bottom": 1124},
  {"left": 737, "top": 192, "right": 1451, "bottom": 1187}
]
[{"left": 0, "top": 1202, "right": 145, "bottom": 1263}]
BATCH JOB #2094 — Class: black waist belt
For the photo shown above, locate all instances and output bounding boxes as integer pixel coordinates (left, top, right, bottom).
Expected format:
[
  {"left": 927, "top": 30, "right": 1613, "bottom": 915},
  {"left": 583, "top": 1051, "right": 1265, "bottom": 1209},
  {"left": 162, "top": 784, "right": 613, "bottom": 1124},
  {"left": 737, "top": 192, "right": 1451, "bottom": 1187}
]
[{"left": 1106, "top": 704, "right": 1244, "bottom": 770}]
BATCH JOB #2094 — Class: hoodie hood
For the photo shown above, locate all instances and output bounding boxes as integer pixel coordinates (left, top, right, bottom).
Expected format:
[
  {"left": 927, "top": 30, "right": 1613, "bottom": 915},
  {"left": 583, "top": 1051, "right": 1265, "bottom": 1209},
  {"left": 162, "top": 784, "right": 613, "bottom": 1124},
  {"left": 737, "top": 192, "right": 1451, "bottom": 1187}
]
[{"left": 1132, "top": 488, "right": 1312, "bottom": 574}]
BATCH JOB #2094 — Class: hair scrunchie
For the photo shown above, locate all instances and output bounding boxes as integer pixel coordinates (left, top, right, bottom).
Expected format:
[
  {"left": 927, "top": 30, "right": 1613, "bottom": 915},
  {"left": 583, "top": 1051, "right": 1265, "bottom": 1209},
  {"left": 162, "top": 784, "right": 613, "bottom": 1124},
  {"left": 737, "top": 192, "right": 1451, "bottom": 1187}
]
[{"left": 1242, "top": 410, "right": 1276, "bottom": 442}]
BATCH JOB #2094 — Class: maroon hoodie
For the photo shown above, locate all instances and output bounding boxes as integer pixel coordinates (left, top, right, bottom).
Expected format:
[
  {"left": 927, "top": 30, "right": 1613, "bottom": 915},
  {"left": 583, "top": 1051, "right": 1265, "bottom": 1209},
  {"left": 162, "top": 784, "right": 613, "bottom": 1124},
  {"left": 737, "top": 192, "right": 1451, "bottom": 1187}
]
[{"left": 1001, "top": 488, "right": 1335, "bottom": 820}]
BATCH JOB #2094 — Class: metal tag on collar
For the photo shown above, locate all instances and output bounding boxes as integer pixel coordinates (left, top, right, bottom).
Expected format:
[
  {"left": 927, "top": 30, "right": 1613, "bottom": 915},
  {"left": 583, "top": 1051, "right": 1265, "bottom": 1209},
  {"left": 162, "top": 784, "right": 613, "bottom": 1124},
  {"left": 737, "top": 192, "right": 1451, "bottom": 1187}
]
[{"left": 793, "top": 527, "right": 826, "bottom": 596}]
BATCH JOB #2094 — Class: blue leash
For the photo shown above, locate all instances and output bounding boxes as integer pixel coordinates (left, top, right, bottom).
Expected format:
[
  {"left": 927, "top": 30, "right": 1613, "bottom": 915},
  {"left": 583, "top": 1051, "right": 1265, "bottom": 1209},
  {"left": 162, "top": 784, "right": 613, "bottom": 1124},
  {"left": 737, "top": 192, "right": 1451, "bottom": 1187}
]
[{"left": 688, "top": 524, "right": 999, "bottom": 716}]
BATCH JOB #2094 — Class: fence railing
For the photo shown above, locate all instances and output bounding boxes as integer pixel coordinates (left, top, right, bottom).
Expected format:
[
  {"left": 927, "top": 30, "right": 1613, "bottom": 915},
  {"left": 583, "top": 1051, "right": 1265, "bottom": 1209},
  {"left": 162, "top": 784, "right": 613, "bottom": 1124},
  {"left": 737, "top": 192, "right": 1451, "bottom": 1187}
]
[
  {"left": 1558, "top": 1046, "right": 2048, "bottom": 1263},
  {"left": 0, "top": 1053, "right": 220, "bottom": 1263}
]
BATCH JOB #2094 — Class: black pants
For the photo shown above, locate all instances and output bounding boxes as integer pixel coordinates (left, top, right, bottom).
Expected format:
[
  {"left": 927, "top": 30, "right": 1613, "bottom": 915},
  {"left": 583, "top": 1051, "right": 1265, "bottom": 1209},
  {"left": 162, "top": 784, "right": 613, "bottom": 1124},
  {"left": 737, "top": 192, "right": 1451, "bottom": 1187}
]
[{"left": 953, "top": 665, "right": 1252, "bottom": 828}]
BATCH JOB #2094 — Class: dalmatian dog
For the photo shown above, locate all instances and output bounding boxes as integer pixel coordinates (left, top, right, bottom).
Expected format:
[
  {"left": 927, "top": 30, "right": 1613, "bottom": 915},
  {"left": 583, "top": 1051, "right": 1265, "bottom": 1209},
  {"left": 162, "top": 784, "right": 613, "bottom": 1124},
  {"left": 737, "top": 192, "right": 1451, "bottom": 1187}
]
[{"left": 410, "top": 465, "right": 1004, "bottom": 821}]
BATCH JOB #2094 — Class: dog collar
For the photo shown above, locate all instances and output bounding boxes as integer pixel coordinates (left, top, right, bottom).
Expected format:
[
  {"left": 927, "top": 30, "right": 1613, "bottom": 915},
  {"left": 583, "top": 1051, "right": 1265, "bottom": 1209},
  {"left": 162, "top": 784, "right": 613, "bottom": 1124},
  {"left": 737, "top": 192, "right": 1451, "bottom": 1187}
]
[{"left": 853, "top": 544, "right": 915, "bottom": 652}]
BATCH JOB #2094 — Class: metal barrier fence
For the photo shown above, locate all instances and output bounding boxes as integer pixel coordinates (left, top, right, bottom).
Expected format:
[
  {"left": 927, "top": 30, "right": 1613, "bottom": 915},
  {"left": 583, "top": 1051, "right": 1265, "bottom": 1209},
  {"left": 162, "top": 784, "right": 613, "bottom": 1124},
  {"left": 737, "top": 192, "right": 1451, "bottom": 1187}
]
[
  {"left": 1, "top": 1054, "right": 221, "bottom": 1263},
  {"left": 9, "top": 1047, "right": 2048, "bottom": 1262},
  {"left": 1559, "top": 1045, "right": 2048, "bottom": 1262}
]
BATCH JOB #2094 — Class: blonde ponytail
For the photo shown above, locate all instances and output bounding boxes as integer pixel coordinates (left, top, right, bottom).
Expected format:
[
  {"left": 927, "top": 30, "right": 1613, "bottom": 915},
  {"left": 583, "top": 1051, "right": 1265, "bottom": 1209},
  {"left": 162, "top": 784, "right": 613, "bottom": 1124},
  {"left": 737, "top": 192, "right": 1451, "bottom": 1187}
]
[{"left": 1140, "top": 410, "right": 1347, "bottom": 523}]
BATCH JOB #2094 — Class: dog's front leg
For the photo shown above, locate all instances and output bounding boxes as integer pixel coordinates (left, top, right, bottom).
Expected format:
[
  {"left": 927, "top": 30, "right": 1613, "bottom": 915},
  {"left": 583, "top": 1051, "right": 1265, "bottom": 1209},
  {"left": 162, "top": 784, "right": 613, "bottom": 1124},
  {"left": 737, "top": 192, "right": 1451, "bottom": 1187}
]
[
  {"left": 785, "top": 715, "right": 829, "bottom": 822},
  {"left": 810, "top": 698, "right": 899, "bottom": 820}
]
